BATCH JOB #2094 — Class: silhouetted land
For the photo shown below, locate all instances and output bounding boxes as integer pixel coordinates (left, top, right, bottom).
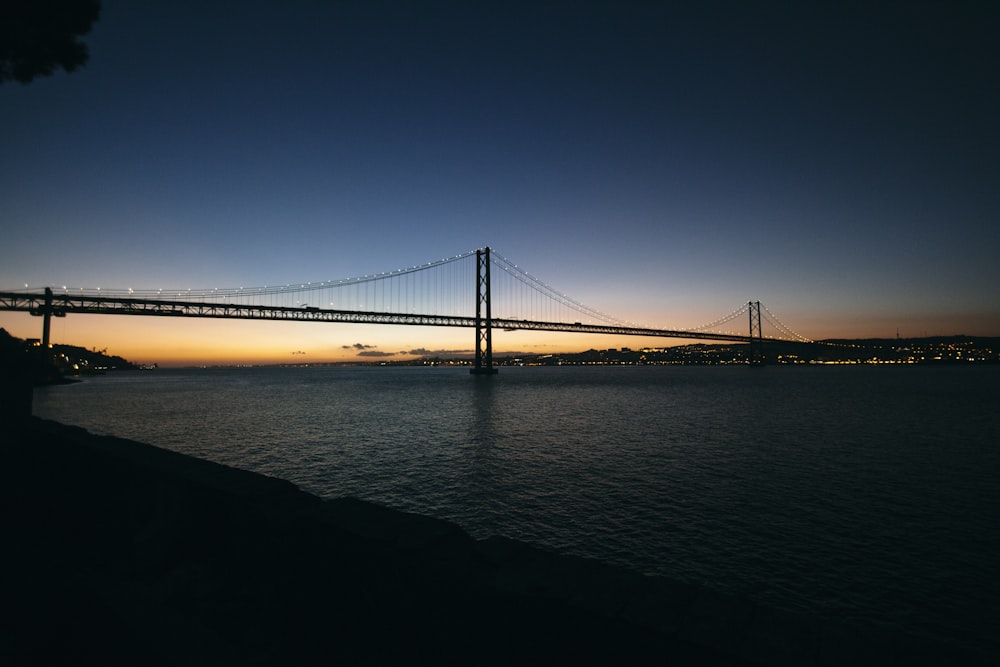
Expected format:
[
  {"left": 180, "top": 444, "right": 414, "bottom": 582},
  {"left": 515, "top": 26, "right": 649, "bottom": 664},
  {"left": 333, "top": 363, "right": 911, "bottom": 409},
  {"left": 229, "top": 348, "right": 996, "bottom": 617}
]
[{"left": 2, "top": 418, "right": 985, "bottom": 665}]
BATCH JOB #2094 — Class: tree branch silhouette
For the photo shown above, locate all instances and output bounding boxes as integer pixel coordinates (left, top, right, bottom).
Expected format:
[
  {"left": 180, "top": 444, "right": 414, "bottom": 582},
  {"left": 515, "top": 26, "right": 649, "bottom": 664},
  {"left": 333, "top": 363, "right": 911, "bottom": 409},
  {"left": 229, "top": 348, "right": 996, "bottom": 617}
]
[{"left": 0, "top": 0, "right": 101, "bottom": 84}]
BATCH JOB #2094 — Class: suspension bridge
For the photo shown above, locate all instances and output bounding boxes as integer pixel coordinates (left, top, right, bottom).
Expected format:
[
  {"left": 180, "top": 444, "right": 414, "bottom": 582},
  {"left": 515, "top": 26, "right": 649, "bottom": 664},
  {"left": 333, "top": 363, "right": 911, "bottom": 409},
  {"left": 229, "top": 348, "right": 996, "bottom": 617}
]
[{"left": 0, "top": 247, "right": 814, "bottom": 372}]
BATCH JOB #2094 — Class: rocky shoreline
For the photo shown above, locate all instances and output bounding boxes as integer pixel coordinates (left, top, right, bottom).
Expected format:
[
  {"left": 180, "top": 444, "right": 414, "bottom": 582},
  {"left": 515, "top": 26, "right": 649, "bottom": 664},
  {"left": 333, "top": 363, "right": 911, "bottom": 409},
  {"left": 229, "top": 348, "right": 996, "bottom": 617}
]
[{"left": 1, "top": 418, "right": 982, "bottom": 665}]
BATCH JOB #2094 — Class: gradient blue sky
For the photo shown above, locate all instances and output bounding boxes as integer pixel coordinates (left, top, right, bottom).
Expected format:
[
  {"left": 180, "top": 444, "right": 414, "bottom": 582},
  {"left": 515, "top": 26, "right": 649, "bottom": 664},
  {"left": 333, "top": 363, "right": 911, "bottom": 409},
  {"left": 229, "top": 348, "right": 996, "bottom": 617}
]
[{"left": 2, "top": 1, "right": 999, "bottom": 363}]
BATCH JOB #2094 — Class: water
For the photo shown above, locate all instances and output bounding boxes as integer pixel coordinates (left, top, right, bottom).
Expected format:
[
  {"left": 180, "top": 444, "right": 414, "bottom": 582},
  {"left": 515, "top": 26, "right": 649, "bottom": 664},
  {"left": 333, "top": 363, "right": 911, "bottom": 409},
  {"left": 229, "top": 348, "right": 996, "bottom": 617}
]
[{"left": 33, "top": 364, "right": 1000, "bottom": 657}]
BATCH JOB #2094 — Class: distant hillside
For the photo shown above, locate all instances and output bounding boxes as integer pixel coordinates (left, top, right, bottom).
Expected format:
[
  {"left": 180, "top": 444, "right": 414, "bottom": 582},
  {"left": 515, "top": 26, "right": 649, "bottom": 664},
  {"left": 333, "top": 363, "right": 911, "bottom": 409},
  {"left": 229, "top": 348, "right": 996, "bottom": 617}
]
[
  {"left": 0, "top": 328, "right": 138, "bottom": 381},
  {"left": 48, "top": 342, "right": 138, "bottom": 373}
]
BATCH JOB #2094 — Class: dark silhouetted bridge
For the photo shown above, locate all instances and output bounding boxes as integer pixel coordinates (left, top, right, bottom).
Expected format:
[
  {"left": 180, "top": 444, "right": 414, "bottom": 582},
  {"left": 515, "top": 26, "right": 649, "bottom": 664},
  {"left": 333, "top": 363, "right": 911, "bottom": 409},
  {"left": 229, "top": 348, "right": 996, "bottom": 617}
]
[{"left": 0, "top": 247, "right": 814, "bottom": 372}]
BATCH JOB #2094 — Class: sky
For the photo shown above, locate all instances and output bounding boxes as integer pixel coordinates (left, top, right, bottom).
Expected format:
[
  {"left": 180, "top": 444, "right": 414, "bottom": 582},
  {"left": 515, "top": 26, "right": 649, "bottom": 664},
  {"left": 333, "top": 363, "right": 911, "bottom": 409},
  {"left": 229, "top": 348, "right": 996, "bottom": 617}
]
[{"left": 2, "top": 0, "right": 999, "bottom": 365}]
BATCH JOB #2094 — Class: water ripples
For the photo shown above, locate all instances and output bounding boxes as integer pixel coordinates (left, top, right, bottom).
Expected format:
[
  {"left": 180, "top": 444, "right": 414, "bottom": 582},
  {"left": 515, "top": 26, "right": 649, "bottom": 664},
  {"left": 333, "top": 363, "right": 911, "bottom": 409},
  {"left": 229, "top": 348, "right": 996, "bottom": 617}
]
[{"left": 34, "top": 364, "right": 1000, "bottom": 658}]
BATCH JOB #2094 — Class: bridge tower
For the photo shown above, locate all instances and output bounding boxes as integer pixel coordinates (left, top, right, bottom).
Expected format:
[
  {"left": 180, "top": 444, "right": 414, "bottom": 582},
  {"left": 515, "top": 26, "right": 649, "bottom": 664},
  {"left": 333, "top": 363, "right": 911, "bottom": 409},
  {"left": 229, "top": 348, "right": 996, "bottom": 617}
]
[
  {"left": 29, "top": 287, "right": 64, "bottom": 349},
  {"left": 748, "top": 300, "right": 764, "bottom": 365},
  {"left": 42, "top": 287, "right": 54, "bottom": 349},
  {"left": 470, "top": 247, "right": 498, "bottom": 375}
]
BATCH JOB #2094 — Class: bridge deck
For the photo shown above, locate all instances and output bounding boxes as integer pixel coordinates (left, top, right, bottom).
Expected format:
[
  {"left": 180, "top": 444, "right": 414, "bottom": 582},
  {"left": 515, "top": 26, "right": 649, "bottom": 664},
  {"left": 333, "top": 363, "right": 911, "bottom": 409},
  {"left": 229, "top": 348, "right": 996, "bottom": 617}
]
[{"left": 1, "top": 290, "right": 759, "bottom": 343}]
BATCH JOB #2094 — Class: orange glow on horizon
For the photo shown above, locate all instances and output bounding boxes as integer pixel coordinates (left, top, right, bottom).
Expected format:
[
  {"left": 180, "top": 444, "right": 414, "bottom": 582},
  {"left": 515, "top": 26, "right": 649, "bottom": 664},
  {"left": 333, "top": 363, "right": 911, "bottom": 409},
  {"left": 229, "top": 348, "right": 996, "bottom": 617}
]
[
  {"left": 3, "top": 310, "right": 998, "bottom": 367},
  {"left": 0, "top": 312, "right": 716, "bottom": 367}
]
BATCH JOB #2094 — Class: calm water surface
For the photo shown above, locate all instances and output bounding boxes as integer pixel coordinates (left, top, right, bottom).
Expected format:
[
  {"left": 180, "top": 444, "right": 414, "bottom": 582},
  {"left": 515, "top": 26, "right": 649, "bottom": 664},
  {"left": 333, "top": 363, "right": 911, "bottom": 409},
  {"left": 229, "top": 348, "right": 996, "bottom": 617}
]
[{"left": 33, "top": 364, "right": 1000, "bottom": 657}]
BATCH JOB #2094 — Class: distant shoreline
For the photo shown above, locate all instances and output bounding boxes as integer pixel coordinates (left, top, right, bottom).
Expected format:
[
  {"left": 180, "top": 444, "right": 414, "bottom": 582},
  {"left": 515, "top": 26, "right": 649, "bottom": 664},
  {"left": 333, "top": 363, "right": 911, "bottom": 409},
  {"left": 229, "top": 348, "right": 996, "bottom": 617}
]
[
  {"left": 6, "top": 327, "right": 998, "bottom": 372},
  {"left": 131, "top": 336, "right": 1000, "bottom": 368}
]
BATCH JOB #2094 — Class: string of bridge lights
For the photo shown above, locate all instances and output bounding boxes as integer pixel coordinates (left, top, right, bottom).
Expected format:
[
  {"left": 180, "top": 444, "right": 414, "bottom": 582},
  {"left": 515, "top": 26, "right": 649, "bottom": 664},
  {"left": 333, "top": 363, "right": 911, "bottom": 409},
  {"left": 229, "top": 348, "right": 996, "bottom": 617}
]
[
  {"left": 21, "top": 252, "right": 479, "bottom": 300},
  {"left": 685, "top": 302, "right": 752, "bottom": 332},
  {"left": 760, "top": 304, "right": 814, "bottom": 342},
  {"left": 490, "top": 250, "right": 635, "bottom": 327}
]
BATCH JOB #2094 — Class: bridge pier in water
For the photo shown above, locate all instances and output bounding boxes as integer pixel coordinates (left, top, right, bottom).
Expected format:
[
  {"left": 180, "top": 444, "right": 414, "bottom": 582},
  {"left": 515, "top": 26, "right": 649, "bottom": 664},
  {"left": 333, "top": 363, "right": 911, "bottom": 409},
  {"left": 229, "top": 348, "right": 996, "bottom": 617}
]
[{"left": 470, "top": 247, "right": 498, "bottom": 375}]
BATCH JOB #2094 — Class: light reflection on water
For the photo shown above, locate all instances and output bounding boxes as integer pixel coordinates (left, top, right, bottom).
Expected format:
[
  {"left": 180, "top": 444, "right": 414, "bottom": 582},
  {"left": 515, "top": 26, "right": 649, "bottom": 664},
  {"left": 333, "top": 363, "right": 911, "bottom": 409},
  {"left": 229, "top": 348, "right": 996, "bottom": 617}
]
[{"left": 34, "top": 364, "right": 1000, "bottom": 657}]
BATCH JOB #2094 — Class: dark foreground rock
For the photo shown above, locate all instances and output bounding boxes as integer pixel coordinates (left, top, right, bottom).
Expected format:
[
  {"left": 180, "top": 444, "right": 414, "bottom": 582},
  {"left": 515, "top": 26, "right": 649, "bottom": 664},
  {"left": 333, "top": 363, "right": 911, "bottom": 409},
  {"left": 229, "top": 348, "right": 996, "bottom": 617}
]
[{"left": 0, "top": 419, "right": 980, "bottom": 666}]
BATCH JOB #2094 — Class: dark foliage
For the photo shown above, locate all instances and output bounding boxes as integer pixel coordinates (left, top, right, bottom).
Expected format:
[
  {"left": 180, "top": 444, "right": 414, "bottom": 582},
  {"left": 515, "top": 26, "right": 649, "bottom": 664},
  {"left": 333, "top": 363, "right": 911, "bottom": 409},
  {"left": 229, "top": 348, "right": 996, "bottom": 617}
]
[{"left": 0, "top": 0, "right": 101, "bottom": 84}]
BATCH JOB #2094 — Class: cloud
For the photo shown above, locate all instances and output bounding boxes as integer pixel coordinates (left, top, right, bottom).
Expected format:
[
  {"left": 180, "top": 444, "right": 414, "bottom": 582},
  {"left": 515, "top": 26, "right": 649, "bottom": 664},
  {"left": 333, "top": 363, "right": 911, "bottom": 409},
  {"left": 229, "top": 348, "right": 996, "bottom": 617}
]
[
  {"left": 407, "top": 348, "right": 472, "bottom": 357},
  {"left": 340, "top": 341, "right": 393, "bottom": 356}
]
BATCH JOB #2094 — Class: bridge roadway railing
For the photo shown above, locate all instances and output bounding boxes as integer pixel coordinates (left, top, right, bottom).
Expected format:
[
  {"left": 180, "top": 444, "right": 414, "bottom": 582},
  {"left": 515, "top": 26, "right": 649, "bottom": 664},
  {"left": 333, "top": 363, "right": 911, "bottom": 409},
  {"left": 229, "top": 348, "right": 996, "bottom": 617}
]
[
  {"left": 491, "top": 318, "right": 755, "bottom": 343},
  {"left": 1, "top": 290, "right": 759, "bottom": 344}
]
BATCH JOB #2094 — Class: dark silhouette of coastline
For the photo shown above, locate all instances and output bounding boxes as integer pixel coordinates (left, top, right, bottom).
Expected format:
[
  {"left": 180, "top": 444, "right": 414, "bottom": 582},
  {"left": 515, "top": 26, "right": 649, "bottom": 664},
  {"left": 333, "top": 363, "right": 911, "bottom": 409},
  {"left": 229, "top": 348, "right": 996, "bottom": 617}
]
[{"left": 2, "top": 418, "right": 985, "bottom": 665}]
